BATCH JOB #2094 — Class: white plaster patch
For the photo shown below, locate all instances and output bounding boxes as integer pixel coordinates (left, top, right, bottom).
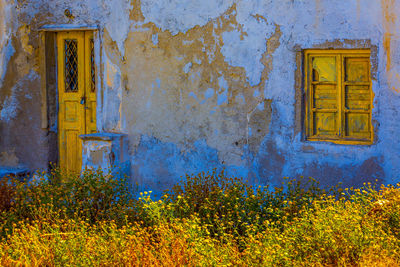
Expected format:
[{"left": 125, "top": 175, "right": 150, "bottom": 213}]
[
  {"left": 141, "top": 0, "right": 235, "bottom": 35},
  {"left": 217, "top": 76, "right": 229, "bottom": 105},
  {"left": 106, "top": 60, "right": 121, "bottom": 89},
  {"left": 81, "top": 140, "right": 112, "bottom": 173},
  {"left": 0, "top": 93, "right": 18, "bottom": 123},
  {"left": 221, "top": 2, "right": 276, "bottom": 86},
  {"left": 194, "top": 57, "right": 202, "bottom": 65},
  {"left": 0, "top": 40, "right": 14, "bottom": 88},
  {"left": 0, "top": 71, "right": 37, "bottom": 123},
  {"left": 188, "top": 92, "right": 197, "bottom": 100},
  {"left": 218, "top": 76, "right": 228, "bottom": 90},
  {"left": 0, "top": 0, "right": 13, "bottom": 88},
  {"left": 217, "top": 89, "right": 228, "bottom": 105},
  {"left": 152, "top": 33, "right": 159, "bottom": 45},
  {"left": 183, "top": 62, "right": 192, "bottom": 74},
  {"left": 257, "top": 102, "right": 264, "bottom": 111},
  {"left": 103, "top": 59, "right": 122, "bottom": 131},
  {"left": 253, "top": 89, "right": 260, "bottom": 97},
  {"left": 204, "top": 88, "right": 214, "bottom": 99},
  {"left": 103, "top": 0, "right": 131, "bottom": 56}
]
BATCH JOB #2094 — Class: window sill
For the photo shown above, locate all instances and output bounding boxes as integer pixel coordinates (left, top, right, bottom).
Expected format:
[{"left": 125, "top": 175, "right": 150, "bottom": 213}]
[{"left": 306, "top": 137, "right": 373, "bottom": 146}]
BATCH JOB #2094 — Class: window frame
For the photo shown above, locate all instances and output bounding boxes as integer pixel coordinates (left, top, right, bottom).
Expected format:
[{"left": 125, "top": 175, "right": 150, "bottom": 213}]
[{"left": 304, "top": 49, "right": 373, "bottom": 145}]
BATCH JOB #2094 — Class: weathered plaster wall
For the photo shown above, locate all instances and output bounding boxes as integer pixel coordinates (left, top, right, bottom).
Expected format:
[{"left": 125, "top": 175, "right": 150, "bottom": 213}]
[
  {"left": 0, "top": 0, "right": 399, "bottom": 196},
  {"left": 119, "top": 0, "right": 400, "bottom": 194},
  {"left": 0, "top": 0, "right": 133, "bottom": 170},
  {"left": 0, "top": 0, "right": 49, "bottom": 170}
]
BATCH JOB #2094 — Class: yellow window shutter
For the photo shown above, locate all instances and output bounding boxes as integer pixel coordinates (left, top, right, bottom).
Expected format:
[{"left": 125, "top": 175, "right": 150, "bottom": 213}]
[
  {"left": 309, "top": 55, "right": 339, "bottom": 138},
  {"left": 343, "top": 56, "right": 372, "bottom": 140},
  {"left": 305, "top": 49, "right": 372, "bottom": 145}
]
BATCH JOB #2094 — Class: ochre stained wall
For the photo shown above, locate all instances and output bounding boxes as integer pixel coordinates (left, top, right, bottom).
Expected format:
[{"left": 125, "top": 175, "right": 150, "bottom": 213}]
[{"left": 0, "top": 0, "right": 400, "bottom": 196}]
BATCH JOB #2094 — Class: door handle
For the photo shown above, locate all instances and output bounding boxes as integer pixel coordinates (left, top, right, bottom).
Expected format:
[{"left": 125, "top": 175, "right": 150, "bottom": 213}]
[{"left": 80, "top": 97, "right": 86, "bottom": 105}]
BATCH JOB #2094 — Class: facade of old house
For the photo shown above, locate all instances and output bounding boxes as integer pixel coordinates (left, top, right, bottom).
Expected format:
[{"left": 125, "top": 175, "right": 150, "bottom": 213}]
[{"left": 0, "top": 0, "right": 399, "bottom": 196}]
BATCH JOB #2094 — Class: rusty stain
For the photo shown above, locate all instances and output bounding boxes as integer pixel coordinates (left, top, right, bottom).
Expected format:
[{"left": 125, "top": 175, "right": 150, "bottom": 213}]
[
  {"left": 383, "top": 33, "right": 392, "bottom": 72},
  {"left": 381, "top": 0, "right": 400, "bottom": 92}
]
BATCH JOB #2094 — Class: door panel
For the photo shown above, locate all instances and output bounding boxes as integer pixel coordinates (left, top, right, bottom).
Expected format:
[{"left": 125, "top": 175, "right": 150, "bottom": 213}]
[
  {"left": 85, "top": 32, "right": 97, "bottom": 134},
  {"left": 57, "top": 31, "right": 96, "bottom": 174}
]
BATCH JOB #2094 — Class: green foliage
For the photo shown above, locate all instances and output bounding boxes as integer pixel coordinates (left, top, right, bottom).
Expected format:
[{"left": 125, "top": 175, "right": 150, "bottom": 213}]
[
  {"left": 0, "top": 169, "right": 137, "bottom": 239},
  {"left": 0, "top": 168, "right": 400, "bottom": 266},
  {"left": 163, "top": 170, "right": 342, "bottom": 240}
]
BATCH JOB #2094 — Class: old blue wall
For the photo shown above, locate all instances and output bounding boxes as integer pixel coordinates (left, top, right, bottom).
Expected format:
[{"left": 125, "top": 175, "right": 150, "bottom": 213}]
[{"left": 0, "top": 0, "right": 399, "bottom": 196}]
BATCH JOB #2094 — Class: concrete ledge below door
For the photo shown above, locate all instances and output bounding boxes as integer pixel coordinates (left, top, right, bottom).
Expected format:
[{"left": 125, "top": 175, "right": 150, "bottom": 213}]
[{"left": 79, "top": 133, "right": 130, "bottom": 179}]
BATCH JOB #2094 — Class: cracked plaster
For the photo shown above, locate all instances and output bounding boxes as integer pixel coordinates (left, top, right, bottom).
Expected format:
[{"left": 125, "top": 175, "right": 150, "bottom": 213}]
[{"left": 0, "top": 0, "right": 399, "bottom": 195}]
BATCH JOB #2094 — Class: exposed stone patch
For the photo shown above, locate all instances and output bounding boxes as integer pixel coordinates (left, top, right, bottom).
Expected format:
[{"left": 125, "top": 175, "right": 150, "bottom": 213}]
[{"left": 121, "top": 5, "right": 281, "bottom": 176}]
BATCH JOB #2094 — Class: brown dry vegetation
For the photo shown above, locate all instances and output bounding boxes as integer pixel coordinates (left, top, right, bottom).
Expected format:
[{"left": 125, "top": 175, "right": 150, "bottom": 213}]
[{"left": 0, "top": 169, "right": 399, "bottom": 266}]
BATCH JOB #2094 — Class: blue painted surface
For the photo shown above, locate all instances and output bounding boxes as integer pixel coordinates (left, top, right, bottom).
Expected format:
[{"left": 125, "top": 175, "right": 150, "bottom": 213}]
[{"left": 1, "top": 0, "right": 400, "bottom": 195}]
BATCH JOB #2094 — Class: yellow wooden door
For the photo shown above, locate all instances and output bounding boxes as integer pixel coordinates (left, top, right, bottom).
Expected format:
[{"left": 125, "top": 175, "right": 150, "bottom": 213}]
[
  {"left": 57, "top": 31, "right": 96, "bottom": 174},
  {"left": 85, "top": 32, "right": 97, "bottom": 134}
]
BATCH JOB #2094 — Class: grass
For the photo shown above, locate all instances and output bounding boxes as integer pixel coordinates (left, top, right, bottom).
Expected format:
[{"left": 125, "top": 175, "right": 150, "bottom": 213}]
[{"left": 0, "top": 169, "right": 399, "bottom": 266}]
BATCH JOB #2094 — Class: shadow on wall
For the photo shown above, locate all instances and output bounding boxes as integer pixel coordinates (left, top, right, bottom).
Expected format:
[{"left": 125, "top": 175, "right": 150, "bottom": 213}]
[
  {"left": 255, "top": 139, "right": 385, "bottom": 189},
  {"left": 300, "top": 157, "right": 385, "bottom": 189},
  {"left": 255, "top": 140, "right": 286, "bottom": 186},
  {"left": 129, "top": 134, "right": 385, "bottom": 196},
  {"left": 131, "top": 136, "right": 224, "bottom": 197}
]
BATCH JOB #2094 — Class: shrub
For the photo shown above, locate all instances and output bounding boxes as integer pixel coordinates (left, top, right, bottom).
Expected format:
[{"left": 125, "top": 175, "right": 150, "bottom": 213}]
[
  {"left": 1, "top": 168, "right": 400, "bottom": 266},
  {"left": 0, "top": 176, "right": 17, "bottom": 212},
  {"left": 163, "top": 170, "right": 341, "bottom": 241},
  {"left": 0, "top": 168, "right": 137, "bottom": 239}
]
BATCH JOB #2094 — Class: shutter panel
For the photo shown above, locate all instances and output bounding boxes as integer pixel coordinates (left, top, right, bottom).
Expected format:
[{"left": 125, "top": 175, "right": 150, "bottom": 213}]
[
  {"left": 310, "top": 56, "right": 339, "bottom": 138},
  {"left": 343, "top": 57, "right": 372, "bottom": 140}
]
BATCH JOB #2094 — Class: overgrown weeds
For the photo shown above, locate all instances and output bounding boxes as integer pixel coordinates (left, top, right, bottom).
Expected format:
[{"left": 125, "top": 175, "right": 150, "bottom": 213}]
[{"left": 0, "top": 169, "right": 399, "bottom": 266}]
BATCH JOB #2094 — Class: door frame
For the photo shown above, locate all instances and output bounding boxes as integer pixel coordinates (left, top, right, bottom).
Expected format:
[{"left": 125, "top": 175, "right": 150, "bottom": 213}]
[{"left": 39, "top": 25, "right": 101, "bottom": 170}]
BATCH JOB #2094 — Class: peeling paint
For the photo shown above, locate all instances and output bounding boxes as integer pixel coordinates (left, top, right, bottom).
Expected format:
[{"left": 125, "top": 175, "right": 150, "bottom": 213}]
[
  {"left": 1, "top": 71, "right": 37, "bottom": 123},
  {"left": 0, "top": 93, "right": 18, "bottom": 123},
  {"left": 141, "top": 0, "right": 235, "bottom": 35},
  {"left": 0, "top": 0, "right": 400, "bottom": 194},
  {"left": 382, "top": 0, "right": 400, "bottom": 92},
  {"left": 0, "top": 40, "right": 14, "bottom": 88},
  {"left": 103, "top": 58, "right": 122, "bottom": 132},
  {"left": 102, "top": 0, "right": 131, "bottom": 56},
  {"left": 221, "top": 2, "right": 276, "bottom": 86},
  {"left": 0, "top": 0, "right": 13, "bottom": 88},
  {"left": 18, "top": 24, "right": 33, "bottom": 55}
]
